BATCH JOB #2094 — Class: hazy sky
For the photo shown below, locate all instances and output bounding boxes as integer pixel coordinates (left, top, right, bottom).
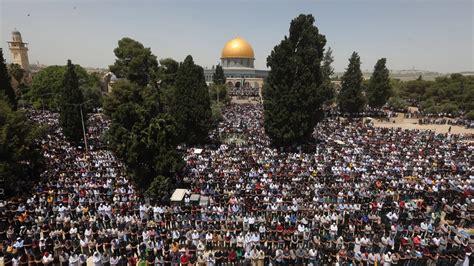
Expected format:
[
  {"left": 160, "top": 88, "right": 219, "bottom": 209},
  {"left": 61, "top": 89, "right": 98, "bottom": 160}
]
[{"left": 1, "top": 0, "right": 473, "bottom": 73}]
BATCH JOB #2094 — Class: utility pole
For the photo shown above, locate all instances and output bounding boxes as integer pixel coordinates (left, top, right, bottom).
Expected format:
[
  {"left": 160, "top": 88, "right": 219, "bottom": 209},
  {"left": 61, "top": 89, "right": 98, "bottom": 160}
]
[{"left": 79, "top": 105, "right": 88, "bottom": 153}]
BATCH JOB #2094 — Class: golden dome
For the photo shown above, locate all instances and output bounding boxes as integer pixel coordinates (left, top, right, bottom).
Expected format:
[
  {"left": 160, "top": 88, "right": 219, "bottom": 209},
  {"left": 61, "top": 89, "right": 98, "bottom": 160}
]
[{"left": 221, "top": 37, "right": 255, "bottom": 59}]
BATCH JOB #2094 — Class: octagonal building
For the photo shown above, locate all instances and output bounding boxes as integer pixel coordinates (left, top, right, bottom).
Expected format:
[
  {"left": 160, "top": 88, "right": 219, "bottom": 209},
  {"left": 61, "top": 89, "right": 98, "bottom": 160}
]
[{"left": 204, "top": 36, "right": 269, "bottom": 96}]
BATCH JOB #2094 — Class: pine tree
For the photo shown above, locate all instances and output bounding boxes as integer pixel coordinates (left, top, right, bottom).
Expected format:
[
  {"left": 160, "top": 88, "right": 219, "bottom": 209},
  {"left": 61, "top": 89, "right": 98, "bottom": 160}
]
[
  {"left": 0, "top": 49, "right": 17, "bottom": 109},
  {"left": 321, "top": 47, "right": 335, "bottom": 81},
  {"left": 59, "top": 60, "right": 85, "bottom": 144},
  {"left": 367, "top": 58, "right": 392, "bottom": 108},
  {"left": 338, "top": 52, "right": 365, "bottom": 115},
  {"left": 172, "top": 55, "right": 212, "bottom": 144},
  {"left": 263, "top": 14, "right": 327, "bottom": 146},
  {"left": 318, "top": 47, "right": 336, "bottom": 105},
  {"left": 109, "top": 37, "right": 159, "bottom": 87},
  {"left": 212, "top": 64, "right": 226, "bottom": 85}
]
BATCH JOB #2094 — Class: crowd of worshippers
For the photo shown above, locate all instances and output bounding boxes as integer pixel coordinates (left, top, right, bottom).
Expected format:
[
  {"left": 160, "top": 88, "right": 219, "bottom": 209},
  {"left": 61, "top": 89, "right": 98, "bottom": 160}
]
[
  {"left": 0, "top": 104, "right": 473, "bottom": 266},
  {"left": 229, "top": 87, "right": 259, "bottom": 97},
  {"left": 403, "top": 113, "right": 473, "bottom": 128}
]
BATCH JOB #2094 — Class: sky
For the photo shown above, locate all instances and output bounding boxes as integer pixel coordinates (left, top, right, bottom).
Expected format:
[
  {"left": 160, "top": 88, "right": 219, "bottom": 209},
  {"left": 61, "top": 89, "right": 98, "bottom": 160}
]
[{"left": 1, "top": 0, "right": 473, "bottom": 73}]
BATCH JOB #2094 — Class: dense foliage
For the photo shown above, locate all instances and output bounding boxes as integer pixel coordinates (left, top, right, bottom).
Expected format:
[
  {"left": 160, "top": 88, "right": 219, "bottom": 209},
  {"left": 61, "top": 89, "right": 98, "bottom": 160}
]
[
  {"left": 59, "top": 60, "right": 86, "bottom": 144},
  {"left": 104, "top": 80, "right": 183, "bottom": 199},
  {"left": 0, "top": 49, "right": 17, "bottom": 109},
  {"left": 367, "top": 58, "right": 392, "bottom": 109},
  {"left": 171, "top": 55, "right": 212, "bottom": 145},
  {"left": 393, "top": 74, "right": 474, "bottom": 116},
  {"left": 156, "top": 58, "right": 180, "bottom": 113},
  {"left": 319, "top": 47, "right": 336, "bottom": 106},
  {"left": 109, "top": 37, "right": 159, "bottom": 87},
  {"left": 209, "top": 84, "right": 229, "bottom": 104},
  {"left": 338, "top": 52, "right": 365, "bottom": 114},
  {"left": 28, "top": 64, "right": 102, "bottom": 111},
  {"left": 212, "top": 64, "right": 226, "bottom": 85},
  {"left": 0, "top": 93, "right": 44, "bottom": 197},
  {"left": 263, "top": 14, "right": 327, "bottom": 146},
  {"left": 8, "top": 63, "right": 25, "bottom": 85}
]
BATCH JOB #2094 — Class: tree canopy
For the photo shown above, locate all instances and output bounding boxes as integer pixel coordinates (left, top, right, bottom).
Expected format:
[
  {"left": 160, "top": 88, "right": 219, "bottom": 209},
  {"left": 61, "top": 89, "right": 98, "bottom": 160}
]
[
  {"left": 0, "top": 93, "right": 44, "bottom": 197},
  {"left": 338, "top": 52, "right": 365, "bottom": 114},
  {"left": 392, "top": 74, "right": 474, "bottom": 116},
  {"left": 8, "top": 63, "right": 25, "bottom": 85},
  {"left": 109, "top": 37, "right": 159, "bottom": 87},
  {"left": 212, "top": 64, "right": 226, "bottom": 85},
  {"left": 367, "top": 58, "right": 392, "bottom": 108},
  {"left": 0, "top": 49, "right": 17, "bottom": 109},
  {"left": 59, "top": 60, "right": 86, "bottom": 144},
  {"left": 318, "top": 47, "right": 336, "bottom": 106},
  {"left": 263, "top": 14, "right": 327, "bottom": 146},
  {"left": 28, "top": 64, "right": 101, "bottom": 110},
  {"left": 104, "top": 80, "right": 184, "bottom": 198},
  {"left": 172, "top": 55, "right": 212, "bottom": 145}
]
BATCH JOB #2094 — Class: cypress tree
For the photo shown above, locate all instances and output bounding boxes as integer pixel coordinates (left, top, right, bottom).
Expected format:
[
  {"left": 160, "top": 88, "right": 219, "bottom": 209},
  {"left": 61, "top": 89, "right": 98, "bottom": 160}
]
[
  {"left": 212, "top": 64, "right": 226, "bottom": 85},
  {"left": 173, "top": 55, "right": 212, "bottom": 144},
  {"left": 0, "top": 49, "right": 17, "bottom": 109},
  {"left": 60, "top": 60, "right": 85, "bottom": 144},
  {"left": 338, "top": 52, "right": 365, "bottom": 115},
  {"left": 318, "top": 47, "right": 336, "bottom": 106},
  {"left": 263, "top": 14, "right": 326, "bottom": 146},
  {"left": 367, "top": 58, "right": 392, "bottom": 109}
]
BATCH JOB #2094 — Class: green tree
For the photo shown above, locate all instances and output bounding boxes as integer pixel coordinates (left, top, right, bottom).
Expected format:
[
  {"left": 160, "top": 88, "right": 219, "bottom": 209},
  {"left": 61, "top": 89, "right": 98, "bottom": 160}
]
[
  {"left": 0, "top": 49, "right": 17, "bottom": 109},
  {"left": 0, "top": 93, "right": 44, "bottom": 196},
  {"left": 387, "top": 96, "right": 408, "bottom": 111},
  {"left": 321, "top": 47, "right": 334, "bottom": 81},
  {"left": 104, "top": 80, "right": 183, "bottom": 199},
  {"left": 367, "top": 58, "right": 392, "bottom": 108},
  {"left": 209, "top": 84, "right": 229, "bottom": 103},
  {"left": 172, "top": 55, "right": 212, "bottom": 144},
  {"left": 109, "top": 37, "right": 159, "bottom": 87},
  {"left": 338, "top": 52, "right": 365, "bottom": 114},
  {"left": 28, "top": 64, "right": 101, "bottom": 110},
  {"left": 212, "top": 64, "right": 226, "bottom": 85},
  {"left": 158, "top": 58, "right": 179, "bottom": 86},
  {"left": 263, "top": 14, "right": 327, "bottom": 146},
  {"left": 145, "top": 175, "right": 171, "bottom": 203},
  {"left": 156, "top": 58, "right": 180, "bottom": 112},
  {"left": 319, "top": 47, "right": 336, "bottom": 106},
  {"left": 59, "top": 60, "right": 85, "bottom": 143},
  {"left": 8, "top": 63, "right": 25, "bottom": 85}
]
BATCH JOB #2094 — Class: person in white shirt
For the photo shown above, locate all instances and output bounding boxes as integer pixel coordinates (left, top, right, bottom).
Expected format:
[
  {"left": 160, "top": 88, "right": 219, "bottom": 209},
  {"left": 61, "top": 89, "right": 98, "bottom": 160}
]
[
  {"left": 69, "top": 253, "right": 80, "bottom": 266},
  {"left": 92, "top": 252, "right": 103, "bottom": 266},
  {"left": 330, "top": 223, "right": 338, "bottom": 236},
  {"left": 383, "top": 252, "right": 392, "bottom": 266},
  {"left": 42, "top": 252, "right": 54, "bottom": 265}
]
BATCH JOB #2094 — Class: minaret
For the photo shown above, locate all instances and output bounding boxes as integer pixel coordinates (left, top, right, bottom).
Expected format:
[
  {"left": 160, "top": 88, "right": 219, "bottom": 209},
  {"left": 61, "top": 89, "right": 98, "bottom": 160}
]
[{"left": 7, "top": 30, "right": 30, "bottom": 71}]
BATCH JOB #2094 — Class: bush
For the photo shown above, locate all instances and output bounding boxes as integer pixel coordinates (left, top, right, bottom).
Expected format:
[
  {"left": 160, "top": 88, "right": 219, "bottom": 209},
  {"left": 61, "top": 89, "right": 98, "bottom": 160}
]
[
  {"left": 465, "top": 110, "right": 474, "bottom": 120},
  {"left": 387, "top": 96, "right": 408, "bottom": 111}
]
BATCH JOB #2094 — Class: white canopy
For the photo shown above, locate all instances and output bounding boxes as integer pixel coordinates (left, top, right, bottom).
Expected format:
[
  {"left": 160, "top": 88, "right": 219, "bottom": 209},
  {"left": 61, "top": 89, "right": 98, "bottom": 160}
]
[
  {"left": 335, "top": 140, "right": 345, "bottom": 145},
  {"left": 170, "top": 189, "right": 187, "bottom": 202},
  {"left": 194, "top": 148, "right": 203, "bottom": 154}
]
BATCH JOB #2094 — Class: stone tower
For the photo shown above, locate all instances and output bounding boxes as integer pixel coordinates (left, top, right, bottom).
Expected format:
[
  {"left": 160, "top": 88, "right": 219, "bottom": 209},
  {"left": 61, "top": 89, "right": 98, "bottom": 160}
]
[{"left": 7, "top": 30, "right": 30, "bottom": 71}]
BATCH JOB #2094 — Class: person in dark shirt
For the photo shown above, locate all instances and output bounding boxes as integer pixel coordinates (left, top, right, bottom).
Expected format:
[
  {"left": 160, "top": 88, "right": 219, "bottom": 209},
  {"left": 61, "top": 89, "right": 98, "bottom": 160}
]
[
  {"left": 228, "top": 249, "right": 237, "bottom": 263},
  {"left": 214, "top": 248, "right": 223, "bottom": 265},
  {"left": 221, "top": 249, "right": 229, "bottom": 264}
]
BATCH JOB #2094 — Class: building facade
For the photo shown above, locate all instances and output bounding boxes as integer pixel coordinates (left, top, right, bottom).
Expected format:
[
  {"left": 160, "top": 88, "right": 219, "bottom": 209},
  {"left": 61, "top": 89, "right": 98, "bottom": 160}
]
[
  {"left": 204, "top": 37, "right": 269, "bottom": 96},
  {"left": 7, "top": 30, "right": 30, "bottom": 71}
]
